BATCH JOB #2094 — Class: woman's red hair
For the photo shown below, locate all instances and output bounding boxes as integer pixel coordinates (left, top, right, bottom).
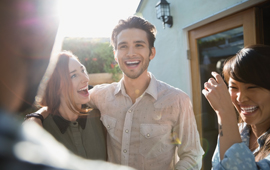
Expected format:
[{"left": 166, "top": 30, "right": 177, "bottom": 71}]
[{"left": 40, "top": 51, "right": 89, "bottom": 115}]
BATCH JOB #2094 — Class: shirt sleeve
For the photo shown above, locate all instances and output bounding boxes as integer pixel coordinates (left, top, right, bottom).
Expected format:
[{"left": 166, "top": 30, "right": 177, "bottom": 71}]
[
  {"left": 211, "top": 136, "right": 220, "bottom": 168},
  {"left": 175, "top": 94, "right": 205, "bottom": 170},
  {"left": 88, "top": 84, "right": 113, "bottom": 109},
  {"left": 88, "top": 87, "right": 98, "bottom": 108},
  {"left": 212, "top": 141, "right": 270, "bottom": 170}
]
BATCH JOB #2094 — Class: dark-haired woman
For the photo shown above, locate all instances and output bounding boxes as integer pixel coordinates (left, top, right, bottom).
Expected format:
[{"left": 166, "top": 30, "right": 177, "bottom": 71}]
[
  {"left": 202, "top": 45, "right": 270, "bottom": 169},
  {"left": 36, "top": 51, "right": 107, "bottom": 160}
]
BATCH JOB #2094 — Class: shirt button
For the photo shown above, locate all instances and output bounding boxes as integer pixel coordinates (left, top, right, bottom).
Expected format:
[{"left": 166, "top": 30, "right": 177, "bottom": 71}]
[
  {"left": 123, "top": 149, "right": 127, "bottom": 153},
  {"left": 147, "top": 133, "right": 150, "bottom": 137},
  {"left": 125, "top": 129, "right": 129, "bottom": 133},
  {"left": 73, "top": 122, "right": 77, "bottom": 125},
  {"left": 107, "top": 125, "right": 110, "bottom": 128},
  {"left": 128, "top": 110, "right": 132, "bottom": 113}
]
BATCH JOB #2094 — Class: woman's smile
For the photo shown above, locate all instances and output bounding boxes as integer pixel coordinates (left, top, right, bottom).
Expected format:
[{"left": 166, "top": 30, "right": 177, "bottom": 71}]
[
  {"left": 77, "top": 86, "right": 89, "bottom": 97},
  {"left": 239, "top": 105, "right": 259, "bottom": 116}
]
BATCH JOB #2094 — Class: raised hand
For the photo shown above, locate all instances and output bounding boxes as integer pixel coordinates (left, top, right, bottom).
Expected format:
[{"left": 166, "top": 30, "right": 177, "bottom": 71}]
[
  {"left": 202, "top": 72, "right": 241, "bottom": 160},
  {"left": 202, "top": 72, "right": 235, "bottom": 119}
]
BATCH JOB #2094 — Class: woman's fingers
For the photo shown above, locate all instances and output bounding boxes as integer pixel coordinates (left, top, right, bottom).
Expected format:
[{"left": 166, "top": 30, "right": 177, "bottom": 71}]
[
  {"left": 203, "top": 75, "right": 224, "bottom": 101},
  {"left": 203, "top": 72, "right": 236, "bottom": 118},
  {"left": 204, "top": 77, "right": 218, "bottom": 91},
  {"left": 208, "top": 78, "right": 217, "bottom": 86},
  {"left": 211, "top": 71, "right": 226, "bottom": 85},
  {"left": 203, "top": 72, "right": 227, "bottom": 98},
  {"left": 202, "top": 88, "right": 208, "bottom": 96},
  {"left": 204, "top": 82, "right": 212, "bottom": 91}
]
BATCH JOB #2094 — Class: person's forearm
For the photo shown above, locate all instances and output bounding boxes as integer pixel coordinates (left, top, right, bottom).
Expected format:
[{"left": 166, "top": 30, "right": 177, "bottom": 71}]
[
  {"left": 24, "top": 106, "right": 48, "bottom": 127},
  {"left": 202, "top": 72, "right": 242, "bottom": 160},
  {"left": 36, "top": 106, "right": 49, "bottom": 118},
  {"left": 217, "top": 112, "right": 241, "bottom": 160},
  {"left": 24, "top": 117, "right": 43, "bottom": 126}
]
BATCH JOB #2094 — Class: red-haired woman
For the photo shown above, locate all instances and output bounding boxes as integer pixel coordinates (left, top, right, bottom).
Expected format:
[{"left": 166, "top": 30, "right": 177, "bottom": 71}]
[{"left": 35, "top": 51, "right": 106, "bottom": 160}]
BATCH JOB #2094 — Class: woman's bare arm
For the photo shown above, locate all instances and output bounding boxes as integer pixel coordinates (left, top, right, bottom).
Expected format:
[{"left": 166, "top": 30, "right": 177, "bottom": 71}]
[
  {"left": 202, "top": 72, "right": 242, "bottom": 160},
  {"left": 24, "top": 106, "right": 49, "bottom": 126}
]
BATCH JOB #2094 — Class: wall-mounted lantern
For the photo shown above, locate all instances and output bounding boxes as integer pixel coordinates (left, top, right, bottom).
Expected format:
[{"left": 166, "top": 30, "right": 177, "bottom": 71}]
[{"left": 155, "top": 0, "right": 173, "bottom": 28}]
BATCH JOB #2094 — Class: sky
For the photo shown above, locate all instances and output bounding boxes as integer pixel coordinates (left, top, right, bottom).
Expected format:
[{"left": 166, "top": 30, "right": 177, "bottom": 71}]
[{"left": 58, "top": 0, "right": 141, "bottom": 38}]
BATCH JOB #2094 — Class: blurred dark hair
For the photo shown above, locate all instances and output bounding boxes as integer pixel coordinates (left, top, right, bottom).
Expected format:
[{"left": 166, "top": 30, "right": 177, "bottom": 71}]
[{"left": 111, "top": 16, "right": 156, "bottom": 51}]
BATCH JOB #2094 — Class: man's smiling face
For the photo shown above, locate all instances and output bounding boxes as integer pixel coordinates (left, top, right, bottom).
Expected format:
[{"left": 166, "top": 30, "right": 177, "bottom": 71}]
[{"left": 114, "top": 28, "right": 155, "bottom": 79}]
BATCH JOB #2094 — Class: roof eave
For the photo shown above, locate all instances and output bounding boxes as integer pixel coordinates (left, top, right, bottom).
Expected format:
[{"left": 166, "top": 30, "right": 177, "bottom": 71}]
[{"left": 136, "top": 0, "right": 144, "bottom": 13}]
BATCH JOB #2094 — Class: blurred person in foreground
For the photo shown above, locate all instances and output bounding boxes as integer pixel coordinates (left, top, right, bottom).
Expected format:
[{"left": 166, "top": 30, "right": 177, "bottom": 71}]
[
  {"left": 202, "top": 45, "right": 270, "bottom": 169},
  {"left": 0, "top": 0, "right": 134, "bottom": 169}
]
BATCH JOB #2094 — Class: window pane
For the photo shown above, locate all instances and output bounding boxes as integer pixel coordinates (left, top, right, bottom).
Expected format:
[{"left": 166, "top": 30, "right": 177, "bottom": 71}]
[{"left": 197, "top": 26, "right": 244, "bottom": 170}]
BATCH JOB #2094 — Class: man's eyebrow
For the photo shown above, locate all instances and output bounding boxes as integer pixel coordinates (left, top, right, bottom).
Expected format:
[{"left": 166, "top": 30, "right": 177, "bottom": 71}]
[
  {"left": 117, "top": 42, "right": 127, "bottom": 46},
  {"left": 117, "top": 40, "right": 146, "bottom": 46},
  {"left": 134, "top": 40, "right": 146, "bottom": 44}
]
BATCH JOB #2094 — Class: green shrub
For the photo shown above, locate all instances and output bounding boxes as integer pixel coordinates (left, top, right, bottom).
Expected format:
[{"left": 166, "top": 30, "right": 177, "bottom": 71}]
[{"left": 62, "top": 37, "right": 121, "bottom": 81}]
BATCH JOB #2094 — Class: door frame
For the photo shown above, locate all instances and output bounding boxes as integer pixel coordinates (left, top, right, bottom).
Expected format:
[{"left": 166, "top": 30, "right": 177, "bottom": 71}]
[{"left": 188, "top": 7, "right": 259, "bottom": 142}]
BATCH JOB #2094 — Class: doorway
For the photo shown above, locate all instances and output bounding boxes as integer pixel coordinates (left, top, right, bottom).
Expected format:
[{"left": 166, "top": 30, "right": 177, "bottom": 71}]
[{"left": 189, "top": 7, "right": 259, "bottom": 170}]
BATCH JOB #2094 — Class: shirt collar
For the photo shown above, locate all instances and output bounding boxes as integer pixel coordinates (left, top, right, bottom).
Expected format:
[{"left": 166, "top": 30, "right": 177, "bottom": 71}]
[
  {"left": 258, "top": 127, "right": 270, "bottom": 148},
  {"left": 114, "top": 77, "right": 123, "bottom": 96},
  {"left": 52, "top": 113, "right": 87, "bottom": 134},
  {"left": 144, "top": 72, "right": 158, "bottom": 100},
  {"left": 113, "top": 72, "right": 158, "bottom": 100},
  {"left": 239, "top": 123, "right": 251, "bottom": 147},
  {"left": 240, "top": 122, "right": 270, "bottom": 152}
]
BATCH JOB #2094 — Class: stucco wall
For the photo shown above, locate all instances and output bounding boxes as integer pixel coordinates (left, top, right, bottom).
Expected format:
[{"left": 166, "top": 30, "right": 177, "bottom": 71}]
[{"left": 136, "top": 0, "right": 264, "bottom": 98}]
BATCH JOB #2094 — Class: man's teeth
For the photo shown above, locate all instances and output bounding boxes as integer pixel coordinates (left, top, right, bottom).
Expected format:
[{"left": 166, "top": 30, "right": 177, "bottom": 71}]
[
  {"left": 241, "top": 106, "right": 258, "bottom": 112},
  {"left": 126, "top": 61, "right": 139, "bottom": 64},
  {"left": 78, "top": 87, "right": 88, "bottom": 91}
]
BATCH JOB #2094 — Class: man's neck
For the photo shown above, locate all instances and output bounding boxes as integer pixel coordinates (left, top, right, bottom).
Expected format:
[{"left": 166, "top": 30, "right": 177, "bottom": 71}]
[{"left": 123, "top": 72, "right": 151, "bottom": 104}]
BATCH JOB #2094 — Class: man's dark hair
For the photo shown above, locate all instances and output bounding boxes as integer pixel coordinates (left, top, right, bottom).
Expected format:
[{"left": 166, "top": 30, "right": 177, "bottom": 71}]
[{"left": 111, "top": 16, "right": 156, "bottom": 50}]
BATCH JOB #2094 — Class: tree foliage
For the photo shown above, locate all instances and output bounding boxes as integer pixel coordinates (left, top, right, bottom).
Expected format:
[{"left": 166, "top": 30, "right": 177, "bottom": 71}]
[{"left": 62, "top": 37, "right": 121, "bottom": 81}]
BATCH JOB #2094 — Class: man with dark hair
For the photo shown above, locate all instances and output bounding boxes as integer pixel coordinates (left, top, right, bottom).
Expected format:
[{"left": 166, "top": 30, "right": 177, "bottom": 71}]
[
  {"left": 28, "top": 16, "right": 204, "bottom": 170},
  {"left": 90, "top": 16, "right": 204, "bottom": 170},
  {"left": 0, "top": 1, "right": 134, "bottom": 169}
]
